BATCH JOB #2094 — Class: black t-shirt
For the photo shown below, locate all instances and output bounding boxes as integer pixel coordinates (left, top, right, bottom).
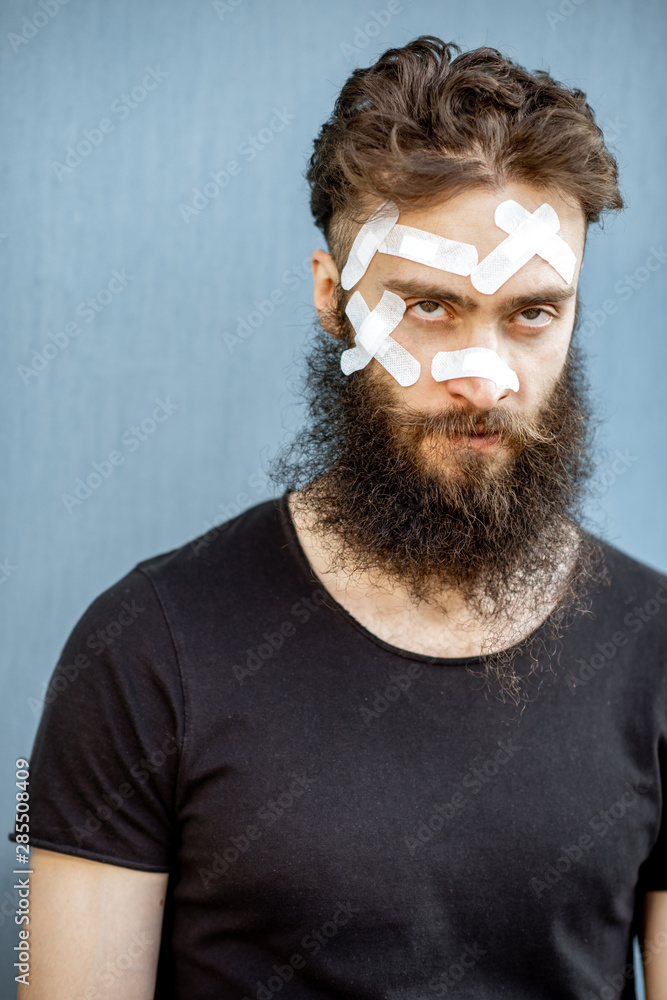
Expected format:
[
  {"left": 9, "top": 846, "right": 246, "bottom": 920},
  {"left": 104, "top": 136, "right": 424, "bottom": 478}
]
[{"left": 9, "top": 492, "right": 667, "bottom": 999}]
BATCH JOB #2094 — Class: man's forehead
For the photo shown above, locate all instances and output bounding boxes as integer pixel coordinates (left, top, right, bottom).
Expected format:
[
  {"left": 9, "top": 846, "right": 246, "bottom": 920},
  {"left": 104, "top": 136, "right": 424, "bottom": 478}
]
[
  {"left": 344, "top": 181, "right": 586, "bottom": 300},
  {"left": 390, "top": 183, "right": 586, "bottom": 261}
]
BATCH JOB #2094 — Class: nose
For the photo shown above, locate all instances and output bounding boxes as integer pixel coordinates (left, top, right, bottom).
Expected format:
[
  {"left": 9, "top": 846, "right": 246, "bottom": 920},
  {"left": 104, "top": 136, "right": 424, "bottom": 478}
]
[{"left": 443, "top": 375, "right": 512, "bottom": 411}]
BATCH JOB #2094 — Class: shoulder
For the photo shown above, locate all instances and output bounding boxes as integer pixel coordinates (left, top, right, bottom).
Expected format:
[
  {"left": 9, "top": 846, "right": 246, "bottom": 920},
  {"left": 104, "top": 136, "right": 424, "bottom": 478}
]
[
  {"left": 48, "top": 492, "right": 297, "bottom": 706},
  {"left": 55, "top": 495, "right": 289, "bottom": 676},
  {"left": 594, "top": 534, "right": 667, "bottom": 598},
  {"left": 132, "top": 494, "right": 291, "bottom": 613},
  {"left": 581, "top": 532, "right": 667, "bottom": 660}
]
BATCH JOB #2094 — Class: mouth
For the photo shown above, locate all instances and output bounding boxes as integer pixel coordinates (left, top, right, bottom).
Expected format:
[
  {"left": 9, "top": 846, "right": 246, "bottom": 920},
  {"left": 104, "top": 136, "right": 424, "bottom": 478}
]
[
  {"left": 449, "top": 430, "right": 501, "bottom": 449},
  {"left": 419, "top": 422, "right": 505, "bottom": 454}
]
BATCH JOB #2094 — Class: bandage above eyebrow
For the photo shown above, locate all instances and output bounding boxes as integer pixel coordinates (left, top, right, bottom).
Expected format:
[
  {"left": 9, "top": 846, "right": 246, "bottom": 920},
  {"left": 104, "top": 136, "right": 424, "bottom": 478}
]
[
  {"left": 341, "top": 289, "right": 421, "bottom": 387},
  {"left": 340, "top": 202, "right": 479, "bottom": 289},
  {"left": 470, "top": 201, "right": 576, "bottom": 295},
  {"left": 431, "top": 347, "right": 519, "bottom": 392},
  {"left": 378, "top": 224, "right": 478, "bottom": 276},
  {"left": 340, "top": 203, "right": 400, "bottom": 290}
]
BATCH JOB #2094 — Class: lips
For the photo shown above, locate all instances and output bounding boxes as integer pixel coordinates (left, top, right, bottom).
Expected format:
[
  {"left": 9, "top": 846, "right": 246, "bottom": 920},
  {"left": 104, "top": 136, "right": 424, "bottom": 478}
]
[
  {"left": 423, "top": 423, "right": 503, "bottom": 447},
  {"left": 450, "top": 431, "right": 501, "bottom": 448}
]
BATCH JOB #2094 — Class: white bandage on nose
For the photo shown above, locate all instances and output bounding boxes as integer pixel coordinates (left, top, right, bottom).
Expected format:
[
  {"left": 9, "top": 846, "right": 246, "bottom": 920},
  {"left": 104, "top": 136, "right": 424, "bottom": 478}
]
[
  {"left": 341, "top": 289, "right": 420, "bottom": 387},
  {"left": 431, "top": 347, "right": 519, "bottom": 392},
  {"left": 340, "top": 202, "right": 400, "bottom": 290},
  {"left": 378, "top": 224, "right": 478, "bottom": 276},
  {"left": 470, "top": 200, "right": 576, "bottom": 295}
]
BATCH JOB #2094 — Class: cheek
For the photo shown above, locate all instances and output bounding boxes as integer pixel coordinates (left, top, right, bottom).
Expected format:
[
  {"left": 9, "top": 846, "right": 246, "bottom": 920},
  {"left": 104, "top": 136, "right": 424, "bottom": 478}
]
[
  {"left": 390, "top": 321, "right": 441, "bottom": 359},
  {"left": 366, "top": 356, "right": 434, "bottom": 408},
  {"left": 513, "top": 339, "right": 571, "bottom": 406},
  {"left": 383, "top": 326, "right": 451, "bottom": 395}
]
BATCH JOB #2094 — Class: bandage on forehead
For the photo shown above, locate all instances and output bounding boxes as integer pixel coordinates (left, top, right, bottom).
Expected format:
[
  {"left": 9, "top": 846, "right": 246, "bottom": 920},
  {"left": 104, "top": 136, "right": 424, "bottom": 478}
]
[
  {"left": 341, "top": 289, "right": 420, "bottom": 387},
  {"left": 340, "top": 202, "right": 400, "bottom": 290},
  {"left": 497, "top": 201, "right": 576, "bottom": 282},
  {"left": 431, "top": 347, "right": 519, "bottom": 392},
  {"left": 378, "top": 224, "right": 478, "bottom": 276},
  {"left": 470, "top": 201, "right": 576, "bottom": 295}
]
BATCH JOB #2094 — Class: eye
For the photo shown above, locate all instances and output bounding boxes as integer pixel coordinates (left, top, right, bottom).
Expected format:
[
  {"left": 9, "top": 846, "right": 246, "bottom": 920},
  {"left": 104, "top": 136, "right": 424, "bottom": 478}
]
[
  {"left": 514, "top": 306, "right": 554, "bottom": 327},
  {"left": 409, "top": 300, "right": 449, "bottom": 319}
]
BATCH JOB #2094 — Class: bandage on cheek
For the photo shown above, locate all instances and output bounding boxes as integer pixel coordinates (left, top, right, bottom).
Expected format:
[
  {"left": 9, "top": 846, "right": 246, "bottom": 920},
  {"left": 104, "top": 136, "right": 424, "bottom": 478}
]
[
  {"left": 378, "top": 224, "right": 478, "bottom": 276},
  {"left": 431, "top": 347, "right": 519, "bottom": 393},
  {"left": 470, "top": 200, "right": 576, "bottom": 295},
  {"left": 341, "top": 289, "right": 421, "bottom": 387},
  {"left": 340, "top": 203, "right": 400, "bottom": 290}
]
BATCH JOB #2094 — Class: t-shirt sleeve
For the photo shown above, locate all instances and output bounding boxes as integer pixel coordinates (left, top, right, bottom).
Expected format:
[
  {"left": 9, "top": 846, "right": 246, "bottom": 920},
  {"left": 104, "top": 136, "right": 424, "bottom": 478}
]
[{"left": 8, "top": 567, "right": 184, "bottom": 872}]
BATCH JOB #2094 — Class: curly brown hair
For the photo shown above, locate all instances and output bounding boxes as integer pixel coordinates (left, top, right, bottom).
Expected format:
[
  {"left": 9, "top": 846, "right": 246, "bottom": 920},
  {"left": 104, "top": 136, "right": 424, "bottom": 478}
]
[{"left": 306, "top": 36, "right": 624, "bottom": 270}]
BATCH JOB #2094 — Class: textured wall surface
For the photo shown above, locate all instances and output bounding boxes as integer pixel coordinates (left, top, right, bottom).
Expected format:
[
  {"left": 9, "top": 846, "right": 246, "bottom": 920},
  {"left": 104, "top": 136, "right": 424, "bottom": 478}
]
[{"left": 2, "top": 0, "right": 665, "bottom": 994}]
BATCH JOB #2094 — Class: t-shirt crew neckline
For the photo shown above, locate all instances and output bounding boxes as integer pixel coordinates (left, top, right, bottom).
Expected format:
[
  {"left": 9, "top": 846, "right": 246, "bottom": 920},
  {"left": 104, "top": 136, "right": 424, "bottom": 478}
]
[{"left": 276, "top": 488, "right": 550, "bottom": 668}]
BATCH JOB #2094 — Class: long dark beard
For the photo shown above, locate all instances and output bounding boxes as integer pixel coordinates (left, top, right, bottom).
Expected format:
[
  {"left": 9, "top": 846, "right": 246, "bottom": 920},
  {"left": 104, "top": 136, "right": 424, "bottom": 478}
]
[{"left": 269, "top": 303, "right": 609, "bottom": 711}]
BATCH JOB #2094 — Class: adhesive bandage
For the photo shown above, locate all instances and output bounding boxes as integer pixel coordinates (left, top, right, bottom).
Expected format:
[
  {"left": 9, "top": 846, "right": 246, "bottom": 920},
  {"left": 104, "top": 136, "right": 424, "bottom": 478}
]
[
  {"left": 431, "top": 348, "right": 519, "bottom": 392},
  {"left": 341, "top": 289, "right": 420, "bottom": 387},
  {"left": 378, "top": 224, "right": 478, "bottom": 276},
  {"left": 340, "top": 202, "right": 400, "bottom": 290},
  {"left": 337, "top": 198, "right": 575, "bottom": 387},
  {"left": 470, "top": 200, "right": 576, "bottom": 295}
]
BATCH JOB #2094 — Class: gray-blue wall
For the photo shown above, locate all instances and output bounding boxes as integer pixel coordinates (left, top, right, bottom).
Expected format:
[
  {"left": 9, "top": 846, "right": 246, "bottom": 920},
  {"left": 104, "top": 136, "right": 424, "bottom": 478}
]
[{"left": 2, "top": 0, "right": 664, "bottom": 995}]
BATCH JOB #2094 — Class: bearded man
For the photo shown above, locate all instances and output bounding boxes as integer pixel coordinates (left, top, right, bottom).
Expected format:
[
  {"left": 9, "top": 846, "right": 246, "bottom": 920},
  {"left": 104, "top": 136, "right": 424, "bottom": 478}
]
[{"left": 13, "top": 36, "right": 667, "bottom": 1000}]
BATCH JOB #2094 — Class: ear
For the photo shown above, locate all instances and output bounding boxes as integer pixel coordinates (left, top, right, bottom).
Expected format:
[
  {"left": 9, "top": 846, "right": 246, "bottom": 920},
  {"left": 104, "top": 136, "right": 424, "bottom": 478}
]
[{"left": 312, "top": 249, "right": 344, "bottom": 339}]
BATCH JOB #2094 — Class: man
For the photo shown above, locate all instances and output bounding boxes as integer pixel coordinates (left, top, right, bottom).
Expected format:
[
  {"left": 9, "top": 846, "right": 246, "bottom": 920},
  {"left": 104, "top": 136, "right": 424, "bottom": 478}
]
[{"left": 11, "top": 36, "right": 667, "bottom": 1000}]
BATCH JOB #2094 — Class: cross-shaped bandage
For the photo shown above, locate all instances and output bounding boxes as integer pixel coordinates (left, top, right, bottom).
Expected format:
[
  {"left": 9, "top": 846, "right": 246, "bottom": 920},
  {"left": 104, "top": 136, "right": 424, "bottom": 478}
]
[
  {"left": 341, "top": 289, "right": 421, "bottom": 387},
  {"left": 470, "top": 200, "right": 577, "bottom": 295}
]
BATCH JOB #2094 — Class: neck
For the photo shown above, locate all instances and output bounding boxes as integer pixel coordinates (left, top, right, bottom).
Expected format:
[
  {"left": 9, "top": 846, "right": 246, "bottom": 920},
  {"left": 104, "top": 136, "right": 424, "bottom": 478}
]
[{"left": 286, "top": 487, "right": 584, "bottom": 660}]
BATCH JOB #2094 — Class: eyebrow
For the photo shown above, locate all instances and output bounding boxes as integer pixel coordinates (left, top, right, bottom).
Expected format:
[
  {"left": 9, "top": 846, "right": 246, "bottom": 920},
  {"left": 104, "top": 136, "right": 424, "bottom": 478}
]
[{"left": 379, "top": 275, "right": 577, "bottom": 312}]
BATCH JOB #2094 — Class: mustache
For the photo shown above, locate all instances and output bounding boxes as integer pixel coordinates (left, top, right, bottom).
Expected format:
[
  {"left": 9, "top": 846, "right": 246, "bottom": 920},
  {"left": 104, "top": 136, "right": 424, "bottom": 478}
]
[{"left": 376, "top": 397, "right": 562, "bottom": 449}]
